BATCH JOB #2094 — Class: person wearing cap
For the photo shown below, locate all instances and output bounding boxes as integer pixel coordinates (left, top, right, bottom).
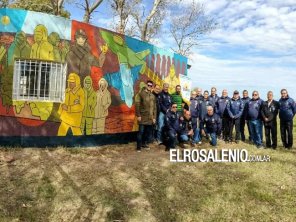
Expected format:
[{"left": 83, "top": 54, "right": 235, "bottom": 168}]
[
  {"left": 135, "top": 80, "right": 157, "bottom": 152},
  {"left": 200, "top": 106, "right": 221, "bottom": 146},
  {"left": 278, "top": 89, "right": 296, "bottom": 149},
  {"left": 226, "top": 90, "right": 244, "bottom": 143},
  {"left": 261, "top": 91, "right": 279, "bottom": 149},
  {"left": 245, "top": 91, "right": 264, "bottom": 148},
  {"left": 240, "top": 90, "right": 251, "bottom": 142},
  {"left": 66, "top": 28, "right": 108, "bottom": 81},
  {"left": 58, "top": 73, "right": 85, "bottom": 136},
  {"left": 215, "top": 89, "right": 231, "bottom": 140}
]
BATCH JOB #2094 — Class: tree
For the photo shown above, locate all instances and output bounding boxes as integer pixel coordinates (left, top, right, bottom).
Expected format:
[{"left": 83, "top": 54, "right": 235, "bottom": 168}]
[
  {"left": 110, "top": 0, "right": 140, "bottom": 35},
  {"left": 110, "top": 0, "right": 167, "bottom": 42},
  {"left": 76, "top": 0, "right": 104, "bottom": 23},
  {"left": 132, "top": 0, "right": 167, "bottom": 42},
  {"left": 169, "top": 0, "right": 217, "bottom": 56},
  {"left": 7, "top": 0, "right": 70, "bottom": 18}
]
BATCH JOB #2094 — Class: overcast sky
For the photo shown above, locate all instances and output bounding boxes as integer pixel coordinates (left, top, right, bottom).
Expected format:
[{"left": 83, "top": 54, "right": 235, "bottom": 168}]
[{"left": 65, "top": 0, "right": 296, "bottom": 99}]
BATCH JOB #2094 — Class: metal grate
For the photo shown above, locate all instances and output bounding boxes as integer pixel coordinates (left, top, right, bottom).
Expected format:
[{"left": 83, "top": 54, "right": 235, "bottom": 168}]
[{"left": 13, "top": 59, "right": 67, "bottom": 102}]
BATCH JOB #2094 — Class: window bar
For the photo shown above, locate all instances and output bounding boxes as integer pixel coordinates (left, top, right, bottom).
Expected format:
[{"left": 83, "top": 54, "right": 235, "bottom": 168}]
[
  {"left": 22, "top": 60, "right": 26, "bottom": 100},
  {"left": 44, "top": 62, "right": 47, "bottom": 99},
  {"left": 37, "top": 61, "right": 42, "bottom": 100},
  {"left": 33, "top": 60, "right": 37, "bottom": 98}
]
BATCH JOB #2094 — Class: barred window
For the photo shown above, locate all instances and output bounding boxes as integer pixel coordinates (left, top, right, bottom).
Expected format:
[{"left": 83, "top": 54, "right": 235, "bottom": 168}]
[{"left": 13, "top": 59, "right": 67, "bottom": 102}]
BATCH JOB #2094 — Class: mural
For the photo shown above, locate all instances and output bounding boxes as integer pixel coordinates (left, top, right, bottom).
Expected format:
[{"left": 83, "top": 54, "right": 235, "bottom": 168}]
[{"left": 0, "top": 8, "right": 187, "bottom": 137}]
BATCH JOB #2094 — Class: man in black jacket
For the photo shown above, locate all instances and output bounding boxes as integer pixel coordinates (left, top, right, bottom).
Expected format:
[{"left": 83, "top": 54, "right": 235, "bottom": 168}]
[{"left": 261, "top": 91, "right": 279, "bottom": 149}]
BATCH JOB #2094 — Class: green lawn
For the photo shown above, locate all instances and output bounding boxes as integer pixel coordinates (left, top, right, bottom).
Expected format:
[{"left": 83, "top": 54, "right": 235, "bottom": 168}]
[{"left": 1, "top": 133, "right": 296, "bottom": 222}]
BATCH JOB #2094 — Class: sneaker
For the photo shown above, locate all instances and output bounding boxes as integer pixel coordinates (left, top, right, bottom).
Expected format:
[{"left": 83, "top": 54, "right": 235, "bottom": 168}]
[
  {"left": 256, "top": 145, "right": 263, "bottom": 149},
  {"left": 190, "top": 143, "right": 196, "bottom": 148},
  {"left": 137, "top": 149, "right": 141, "bottom": 152},
  {"left": 198, "top": 141, "right": 202, "bottom": 145},
  {"left": 235, "top": 140, "right": 240, "bottom": 144}
]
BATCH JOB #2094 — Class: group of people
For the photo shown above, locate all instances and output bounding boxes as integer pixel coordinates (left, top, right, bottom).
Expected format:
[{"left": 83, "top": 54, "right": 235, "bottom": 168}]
[{"left": 135, "top": 81, "right": 296, "bottom": 152}]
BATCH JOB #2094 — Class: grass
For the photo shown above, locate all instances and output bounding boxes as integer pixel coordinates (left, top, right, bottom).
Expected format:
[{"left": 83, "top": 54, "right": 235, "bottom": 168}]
[{"left": 0, "top": 119, "right": 296, "bottom": 221}]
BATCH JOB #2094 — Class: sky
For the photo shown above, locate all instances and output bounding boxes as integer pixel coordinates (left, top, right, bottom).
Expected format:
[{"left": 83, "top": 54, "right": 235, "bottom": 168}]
[{"left": 65, "top": 0, "right": 296, "bottom": 100}]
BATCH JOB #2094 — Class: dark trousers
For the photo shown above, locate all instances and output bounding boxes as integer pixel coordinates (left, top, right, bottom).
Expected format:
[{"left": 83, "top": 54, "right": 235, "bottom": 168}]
[
  {"left": 229, "top": 118, "right": 241, "bottom": 141},
  {"left": 165, "top": 130, "right": 177, "bottom": 149},
  {"left": 280, "top": 120, "right": 293, "bottom": 148},
  {"left": 240, "top": 119, "right": 251, "bottom": 141},
  {"left": 137, "top": 124, "right": 153, "bottom": 150},
  {"left": 264, "top": 121, "right": 277, "bottom": 148},
  {"left": 222, "top": 117, "right": 229, "bottom": 139}
]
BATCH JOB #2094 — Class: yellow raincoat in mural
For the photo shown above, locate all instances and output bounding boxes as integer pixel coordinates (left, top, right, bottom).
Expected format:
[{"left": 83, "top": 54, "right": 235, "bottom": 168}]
[
  {"left": 30, "top": 24, "right": 54, "bottom": 60},
  {"left": 58, "top": 73, "right": 85, "bottom": 136},
  {"left": 93, "top": 78, "right": 111, "bottom": 134}
]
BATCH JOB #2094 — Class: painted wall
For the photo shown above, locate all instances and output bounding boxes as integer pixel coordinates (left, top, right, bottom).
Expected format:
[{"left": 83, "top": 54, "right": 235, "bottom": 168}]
[{"left": 0, "top": 8, "right": 187, "bottom": 137}]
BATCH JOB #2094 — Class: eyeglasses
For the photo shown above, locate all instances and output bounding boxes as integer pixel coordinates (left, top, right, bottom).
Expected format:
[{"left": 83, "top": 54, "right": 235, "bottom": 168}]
[
  {"left": 147, "top": 84, "right": 153, "bottom": 87},
  {"left": 172, "top": 106, "right": 177, "bottom": 108}
]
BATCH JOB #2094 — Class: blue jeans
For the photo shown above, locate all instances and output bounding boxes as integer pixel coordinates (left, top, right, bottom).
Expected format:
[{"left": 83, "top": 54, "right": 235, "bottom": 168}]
[
  {"left": 249, "top": 119, "right": 263, "bottom": 146},
  {"left": 157, "top": 112, "right": 165, "bottom": 142},
  {"left": 192, "top": 128, "right": 201, "bottom": 144},
  {"left": 205, "top": 129, "right": 217, "bottom": 146},
  {"left": 179, "top": 134, "right": 189, "bottom": 142}
]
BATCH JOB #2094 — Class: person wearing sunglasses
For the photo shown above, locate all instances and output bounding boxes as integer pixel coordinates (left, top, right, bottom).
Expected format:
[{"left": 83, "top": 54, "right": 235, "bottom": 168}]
[
  {"left": 278, "top": 89, "right": 296, "bottom": 149},
  {"left": 163, "top": 102, "right": 180, "bottom": 150},
  {"left": 135, "top": 80, "right": 157, "bottom": 152},
  {"left": 245, "top": 91, "right": 264, "bottom": 148}
]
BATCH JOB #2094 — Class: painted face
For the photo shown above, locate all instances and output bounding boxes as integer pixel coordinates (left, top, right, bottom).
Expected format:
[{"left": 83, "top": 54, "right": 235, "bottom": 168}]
[
  {"left": 100, "top": 81, "right": 106, "bottom": 91},
  {"left": 34, "top": 28, "right": 44, "bottom": 43},
  {"left": 84, "top": 82, "right": 91, "bottom": 90},
  {"left": 69, "top": 81, "right": 76, "bottom": 90},
  {"left": 76, "top": 36, "right": 86, "bottom": 46}
]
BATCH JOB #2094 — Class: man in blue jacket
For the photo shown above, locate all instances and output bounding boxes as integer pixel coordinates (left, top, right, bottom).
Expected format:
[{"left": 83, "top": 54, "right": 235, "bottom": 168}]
[
  {"left": 226, "top": 90, "right": 244, "bottom": 143},
  {"left": 240, "top": 90, "right": 251, "bottom": 142},
  {"left": 200, "top": 106, "right": 221, "bottom": 146},
  {"left": 198, "top": 90, "right": 214, "bottom": 121},
  {"left": 215, "top": 89, "right": 231, "bottom": 140},
  {"left": 245, "top": 91, "right": 264, "bottom": 148},
  {"left": 178, "top": 110, "right": 201, "bottom": 147},
  {"left": 278, "top": 89, "right": 296, "bottom": 149},
  {"left": 209, "top": 87, "right": 219, "bottom": 108},
  {"left": 157, "top": 83, "right": 171, "bottom": 143},
  {"left": 190, "top": 91, "right": 199, "bottom": 127},
  {"left": 164, "top": 102, "right": 180, "bottom": 150},
  {"left": 261, "top": 91, "right": 279, "bottom": 149}
]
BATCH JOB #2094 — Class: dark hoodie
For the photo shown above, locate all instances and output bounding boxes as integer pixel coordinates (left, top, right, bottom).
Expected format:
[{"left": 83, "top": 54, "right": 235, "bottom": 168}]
[{"left": 278, "top": 96, "right": 296, "bottom": 122}]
